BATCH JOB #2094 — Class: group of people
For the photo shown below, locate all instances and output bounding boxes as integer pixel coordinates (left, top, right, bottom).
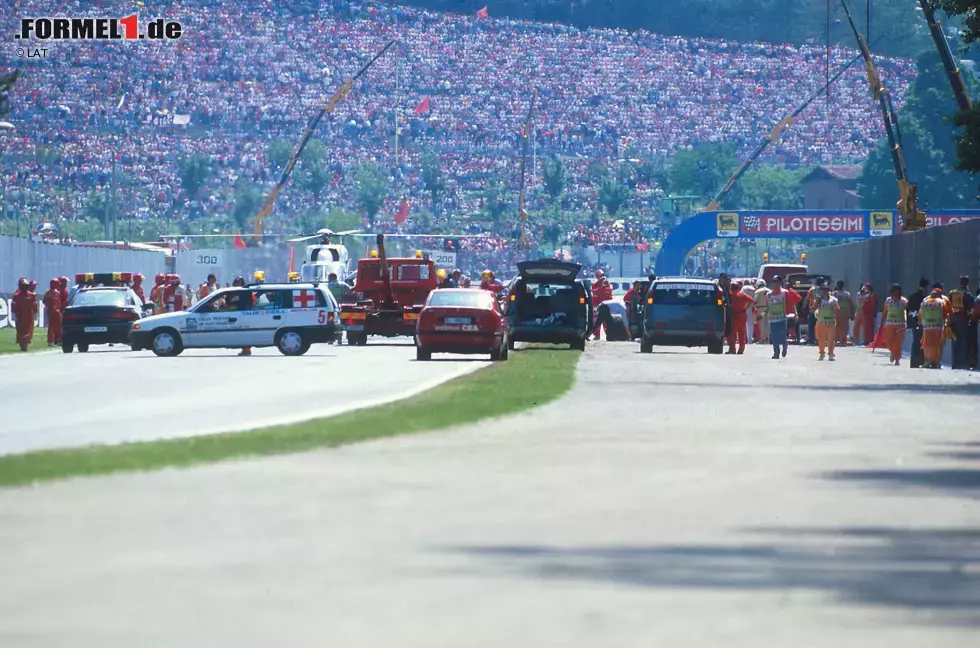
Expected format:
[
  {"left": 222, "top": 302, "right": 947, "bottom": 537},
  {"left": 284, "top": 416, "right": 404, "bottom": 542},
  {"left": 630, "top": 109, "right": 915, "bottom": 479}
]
[
  {"left": 873, "top": 277, "right": 979, "bottom": 369},
  {"left": 9, "top": 277, "right": 69, "bottom": 351},
  {"left": 720, "top": 274, "right": 979, "bottom": 368},
  {"left": 2, "top": 0, "right": 914, "bottom": 246}
]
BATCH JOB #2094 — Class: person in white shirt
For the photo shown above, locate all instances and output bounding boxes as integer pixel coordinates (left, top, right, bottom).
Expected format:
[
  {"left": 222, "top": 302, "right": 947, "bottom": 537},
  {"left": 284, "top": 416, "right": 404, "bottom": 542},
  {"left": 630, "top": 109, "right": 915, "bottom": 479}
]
[
  {"left": 596, "top": 296, "right": 631, "bottom": 341},
  {"left": 740, "top": 281, "right": 756, "bottom": 344}
]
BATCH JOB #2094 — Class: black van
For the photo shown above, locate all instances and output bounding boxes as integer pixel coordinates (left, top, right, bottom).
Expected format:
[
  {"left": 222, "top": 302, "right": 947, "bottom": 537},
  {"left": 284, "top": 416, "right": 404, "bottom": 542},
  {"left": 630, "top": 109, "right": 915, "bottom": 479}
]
[
  {"left": 641, "top": 278, "right": 727, "bottom": 354},
  {"left": 505, "top": 260, "right": 593, "bottom": 351}
]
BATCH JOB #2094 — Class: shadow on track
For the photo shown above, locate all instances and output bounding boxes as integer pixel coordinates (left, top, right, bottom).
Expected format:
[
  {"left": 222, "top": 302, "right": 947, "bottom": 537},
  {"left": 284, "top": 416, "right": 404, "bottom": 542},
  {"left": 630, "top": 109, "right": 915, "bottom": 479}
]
[
  {"left": 586, "top": 380, "right": 980, "bottom": 397},
  {"left": 930, "top": 451, "right": 980, "bottom": 462},
  {"left": 821, "top": 468, "right": 980, "bottom": 496},
  {"left": 444, "top": 526, "right": 980, "bottom": 625}
]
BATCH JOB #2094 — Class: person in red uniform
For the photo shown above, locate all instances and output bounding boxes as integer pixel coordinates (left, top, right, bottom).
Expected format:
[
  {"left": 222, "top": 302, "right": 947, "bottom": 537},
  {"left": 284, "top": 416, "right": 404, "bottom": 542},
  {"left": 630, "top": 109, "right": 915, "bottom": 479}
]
[
  {"left": 149, "top": 273, "right": 166, "bottom": 314},
  {"left": 726, "top": 280, "right": 755, "bottom": 354},
  {"left": 43, "top": 278, "right": 63, "bottom": 346},
  {"left": 131, "top": 273, "right": 146, "bottom": 303},
  {"left": 591, "top": 272, "right": 614, "bottom": 339},
  {"left": 163, "top": 274, "right": 184, "bottom": 312},
  {"left": 58, "top": 276, "right": 69, "bottom": 313},
  {"left": 11, "top": 278, "right": 38, "bottom": 352},
  {"left": 860, "top": 283, "right": 879, "bottom": 346},
  {"left": 479, "top": 270, "right": 503, "bottom": 294},
  {"left": 623, "top": 281, "right": 638, "bottom": 326}
]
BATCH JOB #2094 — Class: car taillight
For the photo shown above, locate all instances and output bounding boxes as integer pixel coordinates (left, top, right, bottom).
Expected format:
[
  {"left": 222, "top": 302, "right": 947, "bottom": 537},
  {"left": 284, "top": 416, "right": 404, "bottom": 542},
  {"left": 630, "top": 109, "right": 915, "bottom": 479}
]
[
  {"left": 64, "top": 313, "right": 82, "bottom": 322},
  {"left": 108, "top": 311, "right": 137, "bottom": 320}
]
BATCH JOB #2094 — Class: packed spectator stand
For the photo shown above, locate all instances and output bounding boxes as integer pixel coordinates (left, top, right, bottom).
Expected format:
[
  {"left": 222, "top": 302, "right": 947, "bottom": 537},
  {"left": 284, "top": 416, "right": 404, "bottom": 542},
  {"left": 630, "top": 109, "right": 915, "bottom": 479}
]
[{"left": 0, "top": 0, "right": 915, "bottom": 278}]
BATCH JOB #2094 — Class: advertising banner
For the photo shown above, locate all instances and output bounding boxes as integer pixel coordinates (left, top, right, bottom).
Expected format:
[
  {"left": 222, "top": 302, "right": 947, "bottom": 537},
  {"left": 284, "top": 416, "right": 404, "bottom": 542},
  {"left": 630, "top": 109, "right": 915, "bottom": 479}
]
[
  {"left": 740, "top": 214, "right": 865, "bottom": 236},
  {"left": 715, "top": 213, "right": 739, "bottom": 238}
]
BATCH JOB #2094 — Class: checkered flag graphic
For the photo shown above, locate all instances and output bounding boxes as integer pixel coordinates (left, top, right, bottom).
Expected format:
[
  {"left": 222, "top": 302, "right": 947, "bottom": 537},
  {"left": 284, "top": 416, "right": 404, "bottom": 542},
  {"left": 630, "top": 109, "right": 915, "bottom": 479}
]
[{"left": 743, "top": 215, "right": 760, "bottom": 231}]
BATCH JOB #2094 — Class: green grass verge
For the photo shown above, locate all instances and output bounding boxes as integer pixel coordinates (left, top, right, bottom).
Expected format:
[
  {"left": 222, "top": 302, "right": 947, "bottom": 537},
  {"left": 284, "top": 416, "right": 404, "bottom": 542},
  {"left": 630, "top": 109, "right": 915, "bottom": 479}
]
[
  {"left": 0, "top": 346, "right": 579, "bottom": 488},
  {"left": 0, "top": 327, "right": 50, "bottom": 355}
]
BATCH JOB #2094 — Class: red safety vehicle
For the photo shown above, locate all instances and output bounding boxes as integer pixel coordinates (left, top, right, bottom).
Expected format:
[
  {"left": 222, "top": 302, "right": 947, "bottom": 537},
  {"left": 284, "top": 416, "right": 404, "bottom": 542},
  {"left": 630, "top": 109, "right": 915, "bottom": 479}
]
[
  {"left": 415, "top": 288, "right": 510, "bottom": 361},
  {"left": 340, "top": 234, "right": 438, "bottom": 345}
]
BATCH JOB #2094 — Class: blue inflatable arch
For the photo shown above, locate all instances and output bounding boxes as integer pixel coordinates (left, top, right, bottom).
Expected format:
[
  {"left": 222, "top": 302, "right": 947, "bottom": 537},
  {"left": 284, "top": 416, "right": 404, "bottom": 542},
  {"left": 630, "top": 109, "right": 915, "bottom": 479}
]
[{"left": 653, "top": 209, "right": 980, "bottom": 277}]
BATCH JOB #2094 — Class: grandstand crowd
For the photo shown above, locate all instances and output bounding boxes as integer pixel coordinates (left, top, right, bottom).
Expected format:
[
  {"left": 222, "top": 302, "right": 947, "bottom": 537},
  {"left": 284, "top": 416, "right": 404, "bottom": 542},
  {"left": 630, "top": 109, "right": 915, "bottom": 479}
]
[{"left": 1, "top": 0, "right": 915, "bottom": 275}]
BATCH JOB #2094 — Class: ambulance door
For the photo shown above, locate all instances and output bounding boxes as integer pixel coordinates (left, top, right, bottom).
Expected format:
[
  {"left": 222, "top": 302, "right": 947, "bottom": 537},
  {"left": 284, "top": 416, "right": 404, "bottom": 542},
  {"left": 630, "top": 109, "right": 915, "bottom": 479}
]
[
  {"left": 235, "top": 288, "right": 284, "bottom": 347},
  {"left": 184, "top": 290, "right": 252, "bottom": 348}
]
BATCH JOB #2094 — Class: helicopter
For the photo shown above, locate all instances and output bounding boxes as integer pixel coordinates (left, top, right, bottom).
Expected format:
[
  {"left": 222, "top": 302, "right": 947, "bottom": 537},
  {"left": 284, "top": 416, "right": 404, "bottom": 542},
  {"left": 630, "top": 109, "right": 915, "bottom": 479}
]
[{"left": 287, "top": 228, "right": 363, "bottom": 283}]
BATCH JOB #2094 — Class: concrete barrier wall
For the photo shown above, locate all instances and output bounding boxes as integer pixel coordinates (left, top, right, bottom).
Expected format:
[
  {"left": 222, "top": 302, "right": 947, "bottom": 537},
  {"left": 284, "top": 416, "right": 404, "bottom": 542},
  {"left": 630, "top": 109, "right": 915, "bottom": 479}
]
[
  {"left": 806, "top": 219, "right": 980, "bottom": 293},
  {"left": 0, "top": 236, "right": 168, "bottom": 293}
]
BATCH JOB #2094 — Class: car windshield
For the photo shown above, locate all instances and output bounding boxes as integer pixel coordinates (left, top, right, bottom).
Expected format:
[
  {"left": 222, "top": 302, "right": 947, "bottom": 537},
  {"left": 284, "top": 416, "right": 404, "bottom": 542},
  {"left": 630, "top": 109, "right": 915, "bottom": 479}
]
[
  {"left": 526, "top": 284, "right": 560, "bottom": 297},
  {"left": 653, "top": 283, "right": 718, "bottom": 306},
  {"left": 301, "top": 265, "right": 330, "bottom": 282},
  {"left": 69, "top": 290, "right": 128, "bottom": 307},
  {"left": 429, "top": 291, "right": 492, "bottom": 308}
]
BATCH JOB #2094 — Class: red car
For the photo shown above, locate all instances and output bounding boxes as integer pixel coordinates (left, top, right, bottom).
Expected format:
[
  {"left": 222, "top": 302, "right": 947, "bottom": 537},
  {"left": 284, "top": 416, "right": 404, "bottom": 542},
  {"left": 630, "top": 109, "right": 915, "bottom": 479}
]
[{"left": 415, "top": 288, "right": 510, "bottom": 361}]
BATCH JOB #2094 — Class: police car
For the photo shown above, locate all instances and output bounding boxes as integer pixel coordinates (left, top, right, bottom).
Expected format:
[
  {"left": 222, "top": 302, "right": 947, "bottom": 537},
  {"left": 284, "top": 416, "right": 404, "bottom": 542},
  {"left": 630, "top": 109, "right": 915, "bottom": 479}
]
[
  {"left": 129, "top": 282, "right": 340, "bottom": 356},
  {"left": 62, "top": 272, "right": 152, "bottom": 353}
]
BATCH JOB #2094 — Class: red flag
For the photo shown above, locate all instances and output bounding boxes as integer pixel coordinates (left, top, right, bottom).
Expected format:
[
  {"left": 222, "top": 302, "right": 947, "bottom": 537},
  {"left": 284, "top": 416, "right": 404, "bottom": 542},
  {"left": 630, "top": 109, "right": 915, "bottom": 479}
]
[
  {"left": 636, "top": 242, "right": 650, "bottom": 252},
  {"left": 477, "top": 6, "right": 489, "bottom": 18},
  {"left": 233, "top": 234, "right": 248, "bottom": 250},
  {"left": 415, "top": 96, "right": 430, "bottom": 115},
  {"left": 868, "top": 325, "right": 887, "bottom": 351},
  {"left": 395, "top": 198, "right": 409, "bottom": 225}
]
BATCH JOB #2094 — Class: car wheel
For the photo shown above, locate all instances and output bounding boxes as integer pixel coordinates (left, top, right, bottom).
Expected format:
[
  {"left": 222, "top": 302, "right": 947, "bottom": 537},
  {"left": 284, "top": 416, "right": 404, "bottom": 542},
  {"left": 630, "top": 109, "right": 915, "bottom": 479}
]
[
  {"left": 490, "top": 343, "right": 504, "bottom": 361},
  {"left": 707, "top": 340, "right": 723, "bottom": 355},
  {"left": 416, "top": 346, "right": 431, "bottom": 361},
  {"left": 277, "top": 330, "right": 307, "bottom": 356},
  {"left": 357, "top": 335, "right": 368, "bottom": 346},
  {"left": 570, "top": 337, "right": 586, "bottom": 352},
  {"left": 130, "top": 342, "right": 142, "bottom": 352},
  {"left": 501, "top": 338, "right": 510, "bottom": 361},
  {"left": 507, "top": 336, "right": 515, "bottom": 350},
  {"left": 61, "top": 341, "right": 73, "bottom": 354},
  {"left": 77, "top": 342, "right": 90, "bottom": 353},
  {"left": 151, "top": 329, "right": 183, "bottom": 357},
  {"left": 640, "top": 338, "right": 653, "bottom": 354}
]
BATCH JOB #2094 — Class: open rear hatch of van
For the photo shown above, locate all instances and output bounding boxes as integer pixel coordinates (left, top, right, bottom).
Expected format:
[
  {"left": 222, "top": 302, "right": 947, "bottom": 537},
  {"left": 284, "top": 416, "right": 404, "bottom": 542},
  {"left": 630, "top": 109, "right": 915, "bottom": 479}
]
[{"left": 511, "top": 261, "right": 585, "bottom": 328}]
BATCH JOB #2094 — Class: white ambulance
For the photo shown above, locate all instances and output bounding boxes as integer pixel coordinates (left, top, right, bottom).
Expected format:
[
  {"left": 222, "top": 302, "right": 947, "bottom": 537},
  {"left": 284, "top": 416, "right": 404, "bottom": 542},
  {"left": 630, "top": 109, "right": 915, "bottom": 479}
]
[{"left": 129, "top": 283, "right": 340, "bottom": 356}]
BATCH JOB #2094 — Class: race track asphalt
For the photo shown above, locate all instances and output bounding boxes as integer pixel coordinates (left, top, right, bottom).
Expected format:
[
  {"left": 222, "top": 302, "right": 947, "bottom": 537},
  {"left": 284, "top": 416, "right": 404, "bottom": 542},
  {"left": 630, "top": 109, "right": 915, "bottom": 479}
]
[
  {"left": 0, "top": 341, "right": 488, "bottom": 455},
  {"left": 1, "top": 342, "right": 979, "bottom": 647}
]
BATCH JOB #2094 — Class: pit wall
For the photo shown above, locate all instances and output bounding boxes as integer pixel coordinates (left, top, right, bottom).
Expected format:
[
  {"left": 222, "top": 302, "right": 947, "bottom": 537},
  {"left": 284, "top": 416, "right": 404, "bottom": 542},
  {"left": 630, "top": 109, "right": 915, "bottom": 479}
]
[{"left": 805, "top": 219, "right": 980, "bottom": 294}]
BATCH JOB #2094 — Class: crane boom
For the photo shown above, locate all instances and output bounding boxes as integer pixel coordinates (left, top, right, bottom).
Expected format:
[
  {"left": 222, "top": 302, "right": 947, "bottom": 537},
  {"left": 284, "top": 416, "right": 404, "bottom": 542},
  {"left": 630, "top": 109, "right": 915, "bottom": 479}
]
[
  {"left": 918, "top": 1, "right": 972, "bottom": 112},
  {"left": 252, "top": 40, "right": 396, "bottom": 237},
  {"left": 839, "top": 0, "right": 925, "bottom": 231},
  {"left": 706, "top": 48, "right": 871, "bottom": 211},
  {"left": 517, "top": 89, "right": 538, "bottom": 248}
]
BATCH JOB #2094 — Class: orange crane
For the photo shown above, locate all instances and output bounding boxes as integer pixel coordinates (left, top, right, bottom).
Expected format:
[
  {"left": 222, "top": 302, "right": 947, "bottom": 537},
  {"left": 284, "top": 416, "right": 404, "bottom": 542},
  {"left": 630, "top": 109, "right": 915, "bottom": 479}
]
[
  {"left": 918, "top": 1, "right": 972, "bottom": 111},
  {"left": 252, "top": 41, "right": 396, "bottom": 237},
  {"left": 840, "top": 0, "right": 926, "bottom": 231},
  {"left": 706, "top": 49, "right": 870, "bottom": 211}
]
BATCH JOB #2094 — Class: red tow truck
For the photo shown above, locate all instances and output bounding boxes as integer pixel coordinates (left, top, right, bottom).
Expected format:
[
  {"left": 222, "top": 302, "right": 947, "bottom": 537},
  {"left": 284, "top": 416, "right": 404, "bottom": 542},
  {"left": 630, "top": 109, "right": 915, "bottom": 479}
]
[{"left": 340, "top": 234, "right": 438, "bottom": 345}]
